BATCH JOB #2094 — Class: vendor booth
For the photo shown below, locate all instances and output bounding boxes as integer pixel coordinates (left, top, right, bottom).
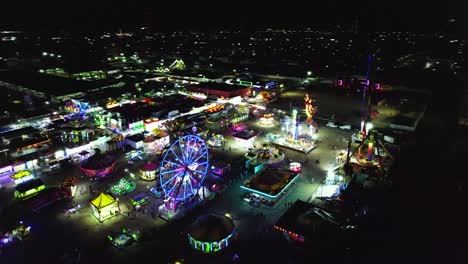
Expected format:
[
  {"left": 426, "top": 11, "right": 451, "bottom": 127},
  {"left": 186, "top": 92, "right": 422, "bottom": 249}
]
[
  {"left": 11, "top": 170, "right": 34, "bottom": 184},
  {"left": 90, "top": 193, "right": 120, "bottom": 222},
  {"left": 140, "top": 162, "right": 158, "bottom": 181},
  {"left": 14, "top": 179, "right": 46, "bottom": 200}
]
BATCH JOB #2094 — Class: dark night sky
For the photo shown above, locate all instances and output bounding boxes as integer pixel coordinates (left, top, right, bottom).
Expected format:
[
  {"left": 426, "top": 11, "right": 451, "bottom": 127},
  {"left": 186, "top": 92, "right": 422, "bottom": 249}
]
[{"left": 0, "top": 1, "right": 462, "bottom": 33}]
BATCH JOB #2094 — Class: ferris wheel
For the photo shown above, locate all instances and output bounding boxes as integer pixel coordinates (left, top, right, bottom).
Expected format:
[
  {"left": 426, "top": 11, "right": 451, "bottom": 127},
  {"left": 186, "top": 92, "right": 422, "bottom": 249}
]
[{"left": 159, "top": 135, "right": 209, "bottom": 201}]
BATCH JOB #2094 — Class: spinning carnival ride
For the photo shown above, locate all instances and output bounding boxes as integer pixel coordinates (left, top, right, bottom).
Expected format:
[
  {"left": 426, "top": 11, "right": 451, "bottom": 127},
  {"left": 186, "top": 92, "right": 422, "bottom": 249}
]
[
  {"left": 344, "top": 132, "right": 393, "bottom": 177},
  {"left": 273, "top": 95, "right": 318, "bottom": 153},
  {"left": 159, "top": 135, "right": 209, "bottom": 215},
  {"left": 304, "top": 93, "right": 318, "bottom": 128}
]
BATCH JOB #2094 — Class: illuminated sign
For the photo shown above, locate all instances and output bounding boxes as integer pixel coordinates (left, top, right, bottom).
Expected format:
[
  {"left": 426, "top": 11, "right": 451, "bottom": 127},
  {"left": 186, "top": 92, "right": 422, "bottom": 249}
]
[
  {"left": 13, "top": 174, "right": 34, "bottom": 184},
  {"left": 290, "top": 162, "right": 301, "bottom": 172},
  {"left": 12, "top": 170, "right": 34, "bottom": 184},
  {"left": 232, "top": 114, "right": 248, "bottom": 124},
  {"left": 106, "top": 101, "right": 119, "bottom": 109},
  {"left": 239, "top": 80, "right": 253, "bottom": 87},
  {"left": 128, "top": 121, "right": 144, "bottom": 131},
  {"left": 0, "top": 165, "right": 13, "bottom": 175}
]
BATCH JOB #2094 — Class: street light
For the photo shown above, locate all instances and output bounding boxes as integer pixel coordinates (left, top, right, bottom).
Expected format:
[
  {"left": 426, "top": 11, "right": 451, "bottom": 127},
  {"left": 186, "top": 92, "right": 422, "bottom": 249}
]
[
  {"left": 307, "top": 71, "right": 312, "bottom": 76},
  {"left": 365, "top": 123, "right": 373, "bottom": 132}
]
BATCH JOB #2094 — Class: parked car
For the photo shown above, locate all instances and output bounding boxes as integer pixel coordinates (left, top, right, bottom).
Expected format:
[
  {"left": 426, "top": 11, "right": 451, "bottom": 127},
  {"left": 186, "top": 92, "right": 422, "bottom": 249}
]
[{"left": 326, "top": 122, "right": 338, "bottom": 128}]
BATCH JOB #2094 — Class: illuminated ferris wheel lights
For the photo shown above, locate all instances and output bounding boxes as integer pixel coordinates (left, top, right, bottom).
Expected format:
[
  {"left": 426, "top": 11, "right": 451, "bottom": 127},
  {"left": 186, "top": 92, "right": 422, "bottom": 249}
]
[{"left": 160, "top": 135, "right": 209, "bottom": 201}]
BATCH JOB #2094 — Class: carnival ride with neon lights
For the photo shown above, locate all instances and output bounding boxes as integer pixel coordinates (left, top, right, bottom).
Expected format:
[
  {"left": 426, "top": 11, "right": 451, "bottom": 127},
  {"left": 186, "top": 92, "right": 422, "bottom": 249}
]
[
  {"left": 60, "top": 129, "right": 93, "bottom": 147},
  {"left": 64, "top": 99, "right": 89, "bottom": 119},
  {"left": 241, "top": 167, "right": 300, "bottom": 204},
  {"left": 159, "top": 135, "right": 209, "bottom": 219},
  {"left": 346, "top": 132, "right": 393, "bottom": 177},
  {"left": 140, "top": 161, "right": 159, "bottom": 181},
  {"left": 62, "top": 176, "right": 77, "bottom": 197},
  {"left": 108, "top": 228, "right": 140, "bottom": 249},
  {"left": 207, "top": 134, "right": 224, "bottom": 147},
  {"left": 245, "top": 143, "right": 285, "bottom": 165},
  {"left": 109, "top": 178, "right": 136, "bottom": 196},
  {"left": 80, "top": 153, "right": 117, "bottom": 178},
  {"left": 0, "top": 221, "right": 31, "bottom": 251},
  {"left": 188, "top": 214, "right": 236, "bottom": 253},
  {"left": 274, "top": 108, "right": 317, "bottom": 153},
  {"left": 258, "top": 113, "right": 275, "bottom": 127},
  {"left": 304, "top": 93, "right": 319, "bottom": 129},
  {"left": 232, "top": 121, "right": 247, "bottom": 132}
]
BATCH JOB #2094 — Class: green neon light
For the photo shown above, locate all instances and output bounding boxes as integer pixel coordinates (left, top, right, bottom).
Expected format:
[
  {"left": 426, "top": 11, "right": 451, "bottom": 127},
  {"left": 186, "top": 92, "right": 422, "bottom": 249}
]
[
  {"left": 15, "top": 185, "right": 46, "bottom": 199},
  {"left": 130, "top": 197, "right": 148, "bottom": 206},
  {"left": 232, "top": 114, "right": 248, "bottom": 124},
  {"left": 239, "top": 80, "right": 253, "bottom": 86},
  {"left": 188, "top": 230, "right": 235, "bottom": 253},
  {"left": 109, "top": 178, "right": 136, "bottom": 195},
  {"left": 240, "top": 174, "right": 300, "bottom": 199}
]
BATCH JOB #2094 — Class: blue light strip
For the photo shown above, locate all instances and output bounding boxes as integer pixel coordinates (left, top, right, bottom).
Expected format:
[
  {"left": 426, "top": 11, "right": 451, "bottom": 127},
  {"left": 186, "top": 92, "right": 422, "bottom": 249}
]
[
  {"left": 162, "top": 170, "right": 184, "bottom": 188},
  {"left": 190, "top": 151, "right": 207, "bottom": 165},
  {"left": 188, "top": 147, "right": 200, "bottom": 164},
  {"left": 163, "top": 160, "right": 183, "bottom": 169},
  {"left": 240, "top": 174, "right": 300, "bottom": 199},
  {"left": 187, "top": 175, "right": 194, "bottom": 195},
  {"left": 188, "top": 144, "right": 205, "bottom": 164},
  {"left": 178, "top": 140, "right": 186, "bottom": 162},
  {"left": 188, "top": 228, "right": 236, "bottom": 252},
  {"left": 186, "top": 136, "right": 197, "bottom": 163},
  {"left": 191, "top": 169, "right": 206, "bottom": 175},
  {"left": 161, "top": 168, "right": 183, "bottom": 175},
  {"left": 169, "top": 148, "right": 184, "bottom": 166},
  {"left": 166, "top": 180, "right": 178, "bottom": 197}
]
